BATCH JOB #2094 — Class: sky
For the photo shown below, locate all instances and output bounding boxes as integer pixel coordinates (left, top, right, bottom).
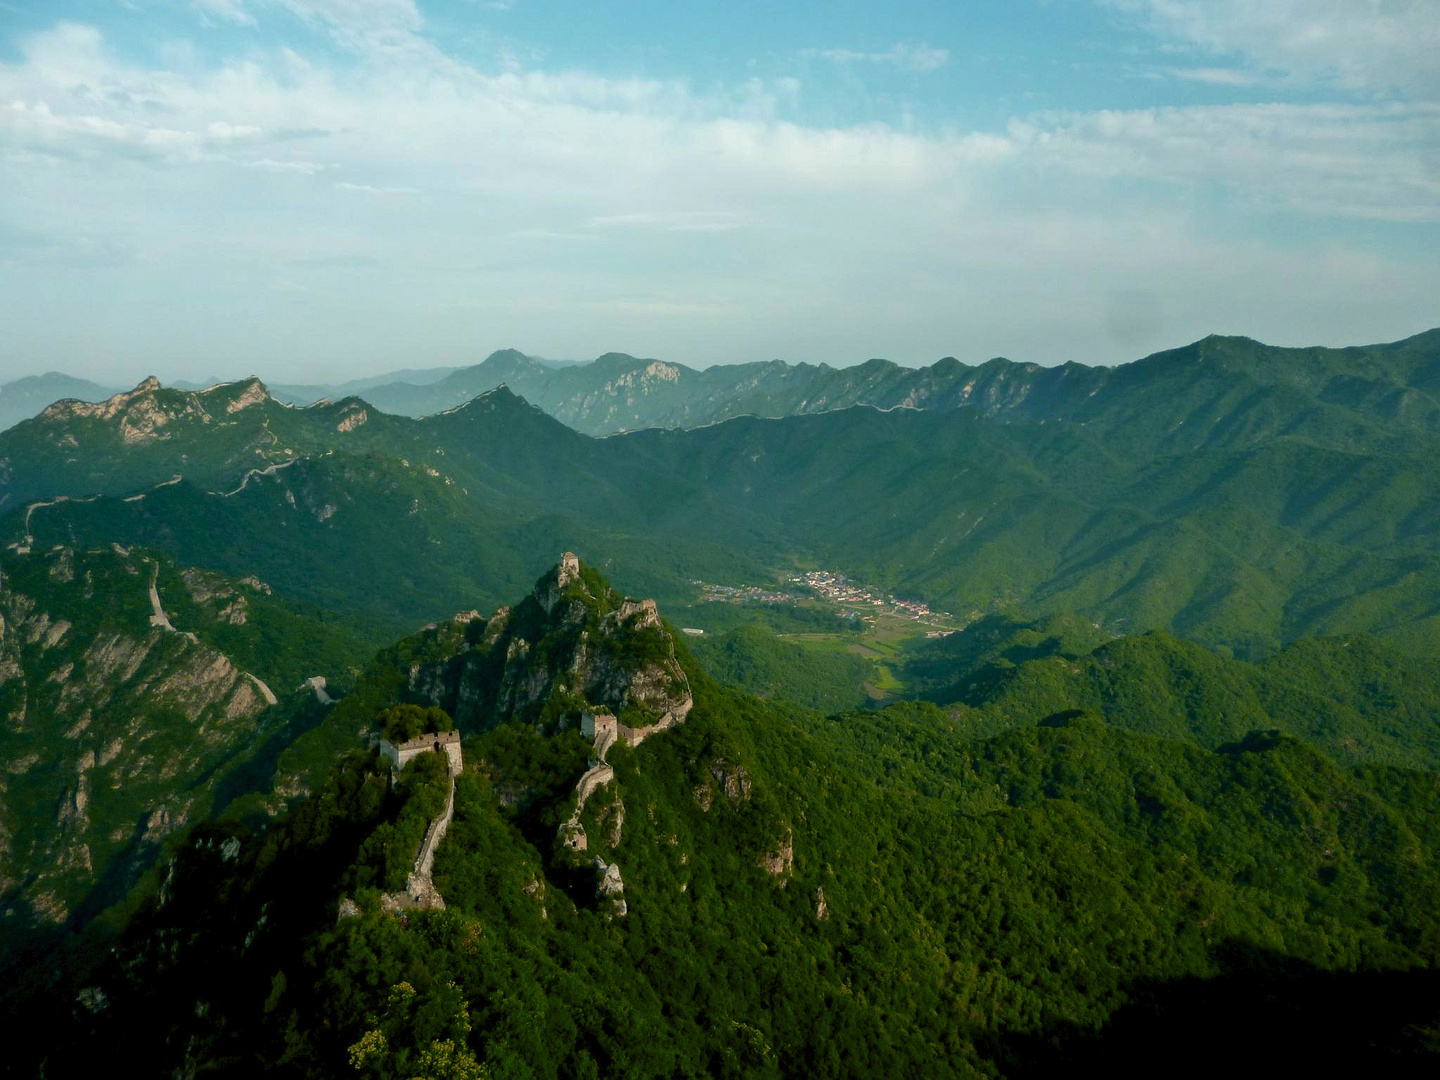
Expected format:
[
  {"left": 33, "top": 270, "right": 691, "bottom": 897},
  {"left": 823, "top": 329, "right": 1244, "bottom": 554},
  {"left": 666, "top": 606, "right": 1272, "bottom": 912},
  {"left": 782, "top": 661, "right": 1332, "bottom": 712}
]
[{"left": 0, "top": 0, "right": 1437, "bottom": 384}]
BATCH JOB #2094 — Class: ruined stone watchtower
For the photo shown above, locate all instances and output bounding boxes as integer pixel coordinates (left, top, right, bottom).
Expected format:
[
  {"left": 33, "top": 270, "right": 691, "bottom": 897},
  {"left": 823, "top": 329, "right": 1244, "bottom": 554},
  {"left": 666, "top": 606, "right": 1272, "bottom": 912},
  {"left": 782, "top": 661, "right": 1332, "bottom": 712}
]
[{"left": 379, "top": 729, "right": 463, "bottom": 776}]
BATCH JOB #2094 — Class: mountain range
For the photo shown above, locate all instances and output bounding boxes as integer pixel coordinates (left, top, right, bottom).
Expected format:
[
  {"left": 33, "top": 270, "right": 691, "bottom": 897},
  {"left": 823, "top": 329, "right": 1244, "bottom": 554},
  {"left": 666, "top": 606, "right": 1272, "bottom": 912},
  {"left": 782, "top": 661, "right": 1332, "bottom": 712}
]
[
  {"left": 9, "top": 328, "right": 1439, "bottom": 439},
  {"left": 3, "top": 331, "right": 1440, "bottom": 1075},
  {"left": 4, "top": 329, "right": 1440, "bottom": 655},
  {"left": 329, "top": 330, "right": 1440, "bottom": 436}
]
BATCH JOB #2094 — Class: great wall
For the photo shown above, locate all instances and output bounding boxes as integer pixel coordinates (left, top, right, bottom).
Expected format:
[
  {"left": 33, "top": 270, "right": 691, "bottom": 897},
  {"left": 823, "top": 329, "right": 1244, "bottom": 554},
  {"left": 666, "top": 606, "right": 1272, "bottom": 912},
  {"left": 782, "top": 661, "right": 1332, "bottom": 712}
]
[
  {"left": 346, "top": 554, "right": 696, "bottom": 920},
  {"left": 375, "top": 731, "right": 464, "bottom": 912}
]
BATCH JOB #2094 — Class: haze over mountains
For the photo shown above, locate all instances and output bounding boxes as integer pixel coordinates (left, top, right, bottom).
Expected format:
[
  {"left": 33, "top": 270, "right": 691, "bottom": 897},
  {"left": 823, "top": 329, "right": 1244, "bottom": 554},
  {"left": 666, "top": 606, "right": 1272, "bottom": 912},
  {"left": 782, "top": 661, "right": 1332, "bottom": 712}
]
[{"left": 9, "top": 328, "right": 1440, "bottom": 438}]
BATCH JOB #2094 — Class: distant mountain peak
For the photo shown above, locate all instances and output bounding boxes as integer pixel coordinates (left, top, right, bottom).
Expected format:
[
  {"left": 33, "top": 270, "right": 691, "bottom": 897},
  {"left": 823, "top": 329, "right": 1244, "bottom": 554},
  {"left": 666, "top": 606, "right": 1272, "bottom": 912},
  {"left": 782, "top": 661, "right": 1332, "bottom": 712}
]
[
  {"left": 40, "top": 376, "right": 163, "bottom": 423},
  {"left": 482, "top": 348, "right": 536, "bottom": 364}
]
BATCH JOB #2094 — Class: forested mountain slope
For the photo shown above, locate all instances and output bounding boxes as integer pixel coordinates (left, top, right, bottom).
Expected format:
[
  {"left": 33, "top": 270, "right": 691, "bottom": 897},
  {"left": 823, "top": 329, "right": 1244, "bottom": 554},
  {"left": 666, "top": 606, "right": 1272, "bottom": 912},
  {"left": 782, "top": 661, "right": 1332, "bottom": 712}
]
[
  {"left": 0, "top": 544, "right": 383, "bottom": 968},
  {"left": 10, "top": 362, "right": 1440, "bottom": 655},
  {"left": 0, "top": 376, "right": 419, "bottom": 507},
  {"left": 0, "top": 373, "right": 121, "bottom": 436},
  {"left": 10, "top": 559, "right": 1438, "bottom": 1078}
]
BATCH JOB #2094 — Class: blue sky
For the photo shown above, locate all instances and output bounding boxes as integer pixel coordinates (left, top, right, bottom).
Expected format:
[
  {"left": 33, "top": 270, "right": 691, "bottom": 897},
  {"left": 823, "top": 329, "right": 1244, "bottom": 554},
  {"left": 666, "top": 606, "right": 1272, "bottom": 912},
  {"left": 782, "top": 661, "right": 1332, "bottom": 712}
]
[{"left": 0, "top": 0, "right": 1436, "bottom": 383}]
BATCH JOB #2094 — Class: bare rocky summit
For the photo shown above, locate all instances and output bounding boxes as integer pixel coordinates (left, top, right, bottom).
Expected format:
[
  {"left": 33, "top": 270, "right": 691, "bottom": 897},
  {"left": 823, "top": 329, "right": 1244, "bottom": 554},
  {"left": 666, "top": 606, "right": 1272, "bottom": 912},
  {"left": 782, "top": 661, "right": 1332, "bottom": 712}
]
[{"left": 404, "top": 552, "right": 692, "bottom": 734}]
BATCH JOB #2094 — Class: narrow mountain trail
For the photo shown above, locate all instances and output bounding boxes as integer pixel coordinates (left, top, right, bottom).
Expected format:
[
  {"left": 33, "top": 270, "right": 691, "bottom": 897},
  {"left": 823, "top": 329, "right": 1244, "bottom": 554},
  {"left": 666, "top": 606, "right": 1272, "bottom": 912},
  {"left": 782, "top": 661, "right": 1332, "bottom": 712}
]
[
  {"left": 563, "top": 741, "right": 617, "bottom": 840},
  {"left": 220, "top": 458, "right": 299, "bottom": 498},
  {"left": 16, "top": 494, "right": 100, "bottom": 551}
]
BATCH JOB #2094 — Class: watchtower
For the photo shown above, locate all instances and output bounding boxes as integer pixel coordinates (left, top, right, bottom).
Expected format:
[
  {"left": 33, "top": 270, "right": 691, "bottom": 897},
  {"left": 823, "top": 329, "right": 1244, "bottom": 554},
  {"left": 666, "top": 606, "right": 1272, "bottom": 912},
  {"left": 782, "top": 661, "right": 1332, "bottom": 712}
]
[{"left": 379, "top": 729, "right": 463, "bottom": 776}]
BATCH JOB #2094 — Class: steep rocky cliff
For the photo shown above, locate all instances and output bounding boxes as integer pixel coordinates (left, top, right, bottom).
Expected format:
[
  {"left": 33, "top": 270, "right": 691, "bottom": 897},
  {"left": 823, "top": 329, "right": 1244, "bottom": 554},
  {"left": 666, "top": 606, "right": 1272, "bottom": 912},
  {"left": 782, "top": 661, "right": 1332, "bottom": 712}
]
[
  {"left": 404, "top": 552, "right": 692, "bottom": 735},
  {"left": 0, "top": 544, "right": 346, "bottom": 961},
  {"left": 374, "top": 554, "right": 695, "bottom": 917}
]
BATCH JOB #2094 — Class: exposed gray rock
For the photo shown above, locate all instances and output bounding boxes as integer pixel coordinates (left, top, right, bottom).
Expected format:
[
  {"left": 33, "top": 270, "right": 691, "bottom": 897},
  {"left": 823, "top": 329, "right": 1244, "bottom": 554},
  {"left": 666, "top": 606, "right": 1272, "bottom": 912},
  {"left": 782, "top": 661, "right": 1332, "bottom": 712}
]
[
  {"left": 760, "top": 827, "right": 793, "bottom": 879},
  {"left": 594, "top": 857, "right": 627, "bottom": 917},
  {"left": 711, "top": 758, "right": 753, "bottom": 802}
]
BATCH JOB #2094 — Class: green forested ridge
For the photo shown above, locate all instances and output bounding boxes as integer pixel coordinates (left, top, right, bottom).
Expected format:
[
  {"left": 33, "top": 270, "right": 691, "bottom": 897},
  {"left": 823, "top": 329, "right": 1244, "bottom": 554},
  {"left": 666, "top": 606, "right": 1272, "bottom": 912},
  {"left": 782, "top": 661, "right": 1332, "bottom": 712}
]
[
  {"left": 11, "top": 559, "right": 1439, "bottom": 1077},
  {"left": 886, "top": 623, "right": 1440, "bottom": 770},
  {"left": 8, "top": 330, "right": 1440, "bottom": 655},
  {"left": 686, "top": 625, "right": 876, "bottom": 713},
  {"left": 643, "top": 608, "right": 1440, "bottom": 774}
]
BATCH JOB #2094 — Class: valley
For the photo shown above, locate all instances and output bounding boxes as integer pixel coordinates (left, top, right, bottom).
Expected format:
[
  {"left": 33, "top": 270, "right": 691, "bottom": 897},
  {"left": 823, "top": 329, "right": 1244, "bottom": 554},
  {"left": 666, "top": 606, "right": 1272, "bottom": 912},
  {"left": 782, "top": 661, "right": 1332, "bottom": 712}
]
[
  {"left": 689, "top": 568, "right": 967, "bottom": 703},
  {"left": 9, "top": 330, "right": 1440, "bottom": 658},
  {"left": 1, "top": 330, "right": 1439, "bottom": 1078},
  {"left": 7, "top": 1, "right": 1437, "bottom": 1072}
]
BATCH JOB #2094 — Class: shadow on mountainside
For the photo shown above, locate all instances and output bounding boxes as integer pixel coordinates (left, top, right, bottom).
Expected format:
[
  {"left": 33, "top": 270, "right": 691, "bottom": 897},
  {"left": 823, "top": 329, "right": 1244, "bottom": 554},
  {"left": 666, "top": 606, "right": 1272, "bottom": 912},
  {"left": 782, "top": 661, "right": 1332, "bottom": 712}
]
[{"left": 984, "top": 943, "right": 1440, "bottom": 1079}]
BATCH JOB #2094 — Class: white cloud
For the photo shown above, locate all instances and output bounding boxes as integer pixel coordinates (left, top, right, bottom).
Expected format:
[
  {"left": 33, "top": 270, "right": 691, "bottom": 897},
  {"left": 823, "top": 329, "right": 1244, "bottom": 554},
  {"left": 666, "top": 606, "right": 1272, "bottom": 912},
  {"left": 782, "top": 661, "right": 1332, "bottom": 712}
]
[
  {"left": 273, "top": 0, "right": 435, "bottom": 59},
  {"left": 1010, "top": 102, "right": 1440, "bottom": 222},
  {"left": 809, "top": 43, "right": 950, "bottom": 74},
  {"left": 588, "top": 211, "right": 751, "bottom": 233},
  {"left": 192, "top": 0, "right": 255, "bottom": 26},
  {"left": 246, "top": 158, "right": 332, "bottom": 173},
  {"left": 336, "top": 180, "right": 419, "bottom": 194},
  {"left": 208, "top": 120, "right": 261, "bottom": 139},
  {"left": 0, "top": 18, "right": 1434, "bottom": 381},
  {"left": 1108, "top": 0, "right": 1440, "bottom": 95},
  {"left": 277, "top": 0, "right": 422, "bottom": 31},
  {"left": 1164, "top": 66, "right": 1266, "bottom": 88}
]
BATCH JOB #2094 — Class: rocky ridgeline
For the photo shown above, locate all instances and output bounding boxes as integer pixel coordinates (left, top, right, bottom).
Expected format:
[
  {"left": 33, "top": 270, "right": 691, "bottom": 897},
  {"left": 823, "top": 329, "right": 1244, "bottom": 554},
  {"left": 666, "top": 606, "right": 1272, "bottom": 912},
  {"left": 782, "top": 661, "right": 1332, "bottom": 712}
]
[
  {"left": 0, "top": 375, "right": 390, "bottom": 507},
  {"left": 39, "top": 376, "right": 272, "bottom": 445}
]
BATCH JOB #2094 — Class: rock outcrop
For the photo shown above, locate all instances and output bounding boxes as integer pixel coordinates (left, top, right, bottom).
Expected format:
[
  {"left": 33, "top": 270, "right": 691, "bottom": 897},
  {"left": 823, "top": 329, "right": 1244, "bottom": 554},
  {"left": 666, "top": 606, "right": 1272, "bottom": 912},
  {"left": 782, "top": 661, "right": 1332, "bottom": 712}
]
[
  {"left": 405, "top": 553, "right": 693, "bottom": 736},
  {"left": 760, "top": 827, "right": 794, "bottom": 880},
  {"left": 385, "top": 556, "right": 701, "bottom": 921},
  {"left": 0, "top": 545, "right": 282, "bottom": 945},
  {"left": 594, "top": 857, "right": 627, "bottom": 918}
]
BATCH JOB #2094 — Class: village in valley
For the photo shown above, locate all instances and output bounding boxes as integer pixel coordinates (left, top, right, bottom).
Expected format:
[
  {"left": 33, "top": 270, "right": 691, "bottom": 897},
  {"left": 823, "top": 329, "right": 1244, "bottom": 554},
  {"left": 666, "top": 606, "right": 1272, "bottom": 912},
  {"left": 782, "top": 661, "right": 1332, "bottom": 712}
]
[
  {"left": 689, "top": 568, "right": 969, "bottom": 703},
  {"left": 696, "top": 569, "right": 962, "bottom": 637}
]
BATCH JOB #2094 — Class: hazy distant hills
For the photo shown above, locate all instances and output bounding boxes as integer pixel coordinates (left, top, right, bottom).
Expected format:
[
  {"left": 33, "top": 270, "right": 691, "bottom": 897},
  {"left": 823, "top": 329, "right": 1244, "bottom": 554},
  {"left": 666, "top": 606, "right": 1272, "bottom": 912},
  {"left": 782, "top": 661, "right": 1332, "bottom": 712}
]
[
  {"left": 5, "top": 327, "right": 1440, "bottom": 655},
  {"left": 0, "top": 373, "right": 122, "bottom": 434},
  {"left": 9, "top": 329, "right": 1439, "bottom": 439},
  {"left": 291, "top": 330, "right": 1440, "bottom": 436}
]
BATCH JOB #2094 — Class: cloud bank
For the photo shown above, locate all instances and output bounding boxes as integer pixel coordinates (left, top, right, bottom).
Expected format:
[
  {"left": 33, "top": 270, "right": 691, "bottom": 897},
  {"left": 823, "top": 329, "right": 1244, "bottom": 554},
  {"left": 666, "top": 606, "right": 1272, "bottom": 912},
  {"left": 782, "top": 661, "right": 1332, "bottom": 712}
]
[{"left": 0, "top": 4, "right": 1435, "bottom": 382}]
